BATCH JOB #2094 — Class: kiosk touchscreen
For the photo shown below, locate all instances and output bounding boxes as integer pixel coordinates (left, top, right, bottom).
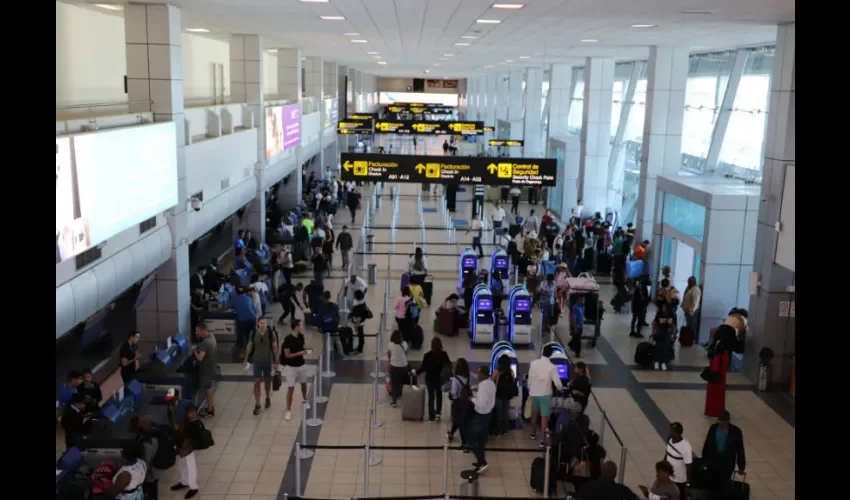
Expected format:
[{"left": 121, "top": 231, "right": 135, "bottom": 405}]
[
  {"left": 542, "top": 342, "right": 570, "bottom": 383},
  {"left": 471, "top": 285, "right": 496, "bottom": 344},
  {"left": 458, "top": 248, "right": 479, "bottom": 291},
  {"left": 508, "top": 285, "right": 534, "bottom": 345},
  {"left": 489, "top": 341, "right": 522, "bottom": 424},
  {"left": 490, "top": 248, "right": 510, "bottom": 310}
]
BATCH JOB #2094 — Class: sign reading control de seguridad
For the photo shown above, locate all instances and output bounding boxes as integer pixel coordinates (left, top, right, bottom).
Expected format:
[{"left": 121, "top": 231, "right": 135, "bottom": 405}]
[{"left": 339, "top": 153, "right": 556, "bottom": 187}]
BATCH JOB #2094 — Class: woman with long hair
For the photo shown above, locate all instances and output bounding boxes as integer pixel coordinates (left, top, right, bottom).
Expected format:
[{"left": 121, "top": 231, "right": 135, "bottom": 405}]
[
  {"left": 387, "top": 330, "right": 409, "bottom": 408},
  {"left": 639, "top": 460, "right": 681, "bottom": 500},
  {"left": 703, "top": 328, "right": 734, "bottom": 418},
  {"left": 447, "top": 357, "right": 471, "bottom": 451},
  {"left": 493, "top": 354, "right": 517, "bottom": 436},
  {"left": 416, "top": 337, "right": 451, "bottom": 422}
]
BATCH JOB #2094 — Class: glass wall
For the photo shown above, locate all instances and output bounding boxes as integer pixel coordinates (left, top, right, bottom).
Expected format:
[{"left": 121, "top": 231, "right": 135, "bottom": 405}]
[
  {"left": 549, "top": 140, "right": 566, "bottom": 218},
  {"left": 680, "top": 52, "right": 735, "bottom": 170},
  {"left": 663, "top": 193, "right": 706, "bottom": 242},
  {"left": 567, "top": 68, "right": 585, "bottom": 133},
  {"left": 620, "top": 63, "right": 648, "bottom": 225},
  {"left": 719, "top": 48, "right": 774, "bottom": 173}
]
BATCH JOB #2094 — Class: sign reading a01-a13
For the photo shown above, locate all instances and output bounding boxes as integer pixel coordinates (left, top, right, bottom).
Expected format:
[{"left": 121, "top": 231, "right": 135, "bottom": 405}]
[
  {"left": 339, "top": 153, "right": 556, "bottom": 186},
  {"left": 337, "top": 119, "right": 373, "bottom": 134}
]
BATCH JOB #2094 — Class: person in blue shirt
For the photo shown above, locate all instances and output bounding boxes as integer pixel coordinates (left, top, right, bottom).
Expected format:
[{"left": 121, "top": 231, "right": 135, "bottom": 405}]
[
  {"left": 234, "top": 230, "right": 246, "bottom": 251},
  {"left": 569, "top": 295, "right": 585, "bottom": 358},
  {"left": 233, "top": 287, "right": 258, "bottom": 348},
  {"left": 57, "top": 370, "right": 82, "bottom": 408}
]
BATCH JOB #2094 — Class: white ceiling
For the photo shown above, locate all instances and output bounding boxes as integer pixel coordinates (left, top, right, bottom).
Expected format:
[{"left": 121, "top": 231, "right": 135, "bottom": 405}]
[{"left": 73, "top": 1, "right": 794, "bottom": 78}]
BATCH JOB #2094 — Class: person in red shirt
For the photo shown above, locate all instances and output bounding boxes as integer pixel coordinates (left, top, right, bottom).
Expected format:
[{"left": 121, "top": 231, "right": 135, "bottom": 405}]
[{"left": 633, "top": 240, "right": 650, "bottom": 262}]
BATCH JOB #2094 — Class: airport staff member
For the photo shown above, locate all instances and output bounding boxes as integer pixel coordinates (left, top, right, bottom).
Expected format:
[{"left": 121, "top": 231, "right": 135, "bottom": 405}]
[
  {"left": 467, "top": 366, "right": 497, "bottom": 474},
  {"left": 120, "top": 331, "right": 141, "bottom": 385},
  {"left": 61, "top": 393, "right": 92, "bottom": 450}
]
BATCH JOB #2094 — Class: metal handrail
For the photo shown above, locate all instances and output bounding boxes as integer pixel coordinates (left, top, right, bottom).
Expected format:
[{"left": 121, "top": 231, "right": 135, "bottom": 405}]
[{"left": 56, "top": 100, "right": 152, "bottom": 110}]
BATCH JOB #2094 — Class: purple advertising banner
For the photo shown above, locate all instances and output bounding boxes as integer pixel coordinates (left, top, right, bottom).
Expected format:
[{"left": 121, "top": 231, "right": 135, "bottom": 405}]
[{"left": 282, "top": 104, "right": 301, "bottom": 150}]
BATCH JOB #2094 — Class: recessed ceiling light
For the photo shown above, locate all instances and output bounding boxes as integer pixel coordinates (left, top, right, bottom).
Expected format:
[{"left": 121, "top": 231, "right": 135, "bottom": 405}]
[
  {"left": 186, "top": 28, "right": 210, "bottom": 33},
  {"left": 504, "top": 59, "right": 514, "bottom": 63},
  {"left": 373, "top": 56, "right": 382, "bottom": 59},
  {"left": 498, "top": 62, "right": 506, "bottom": 65},
  {"left": 367, "top": 51, "right": 379, "bottom": 55},
  {"left": 454, "top": 42, "right": 471, "bottom": 46},
  {"left": 492, "top": 3, "right": 524, "bottom": 9},
  {"left": 424, "top": 70, "right": 430, "bottom": 73},
  {"left": 351, "top": 39, "right": 368, "bottom": 43},
  {"left": 631, "top": 24, "right": 657, "bottom": 28},
  {"left": 518, "top": 56, "right": 530, "bottom": 59},
  {"left": 267, "top": 49, "right": 278, "bottom": 53},
  {"left": 343, "top": 33, "right": 361, "bottom": 36},
  {"left": 580, "top": 39, "right": 599, "bottom": 43},
  {"left": 300, "top": 0, "right": 329, "bottom": 2},
  {"left": 443, "top": 53, "right": 454, "bottom": 57},
  {"left": 439, "top": 58, "right": 449, "bottom": 61},
  {"left": 320, "top": 16, "right": 346, "bottom": 20},
  {"left": 377, "top": 61, "right": 387, "bottom": 65},
  {"left": 476, "top": 19, "right": 502, "bottom": 24},
  {"left": 462, "top": 35, "right": 478, "bottom": 40},
  {"left": 484, "top": 65, "right": 495, "bottom": 68},
  {"left": 681, "top": 10, "right": 716, "bottom": 15},
  {"left": 94, "top": 3, "right": 123, "bottom": 10},
  {"left": 433, "top": 63, "right": 441, "bottom": 66}
]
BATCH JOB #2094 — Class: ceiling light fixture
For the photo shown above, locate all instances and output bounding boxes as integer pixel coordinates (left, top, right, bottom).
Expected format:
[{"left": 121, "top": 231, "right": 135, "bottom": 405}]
[
  {"left": 454, "top": 42, "right": 471, "bottom": 46},
  {"left": 443, "top": 53, "right": 454, "bottom": 57},
  {"left": 343, "top": 33, "right": 361, "bottom": 36},
  {"left": 424, "top": 70, "right": 430, "bottom": 73},
  {"left": 498, "top": 62, "right": 506, "bottom": 65},
  {"left": 300, "top": 0, "right": 329, "bottom": 2},
  {"left": 439, "top": 58, "right": 449, "bottom": 61},
  {"left": 518, "top": 56, "right": 530, "bottom": 59},
  {"left": 504, "top": 59, "right": 514, "bottom": 63},
  {"left": 630, "top": 24, "right": 657, "bottom": 28},
  {"left": 492, "top": 3, "right": 524, "bottom": 9},
  {"left": 681, "top": 10, "right": 716, "bottom": 15},
  {"left": 377, "top": 61, "right": 387, "bottom": 65},
  {"left": 351, "top": 39, "right": 368, "bottom": 43},
  {"left": 373, "top": 56, "right": 382, "bottom": 59},
  {"left": 433, "top": 63, "right": 441, "bottom": 66},
  {"left": 186, "top": 28, "right": 210, "bottom": 33},
  {"left": 94, "top": 3, "right": 123, "bottom": 10},
  {"left": 476, "top": 19, "right": 502, "bottom": 24},
  {"left": 267, "top": 49, "right": 278, "bottom": 53},
  {"left": 367, "top": 51, "right": 379, "bottom": 55},
  {"left": 320, "top": 16, "right": 346, "bottom": 20},
  {"left": 462, "top": 35, "right": 478, "bottom": 40},
  {"left": 580, "top": 39, "right": 599, "bottom": 43}
]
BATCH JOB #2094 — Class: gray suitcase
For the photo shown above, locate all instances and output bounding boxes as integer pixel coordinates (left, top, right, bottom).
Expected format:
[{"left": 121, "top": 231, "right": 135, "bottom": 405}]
[{"left": 401, "top": 380, "right": 426, "bottom": 421}]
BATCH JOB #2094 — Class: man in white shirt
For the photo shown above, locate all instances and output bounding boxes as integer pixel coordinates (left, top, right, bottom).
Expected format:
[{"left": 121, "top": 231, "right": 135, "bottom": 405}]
[
  {"left": 344, "top": 274, "right": 369, "bottom": 303},
  {"left": 491, "top": 202, "right": 507, "bottom": 245},
  {"left": 466, "top": 215, "right": 485, "bottom": 258},
  {"left": 468, "top": 366, "right": 497, "bottom": 473},
  {"left": 527, "top": 344, "right": 564, "bottom": 446},
  {"left": 665, "top": 422, "right": 693, "bottom": 498},
  {"left": 572, "top": 199, "right": 584, "bottom": 224},
  {"left": 509, "top": 186, "right": 523, "bottom": 215}
]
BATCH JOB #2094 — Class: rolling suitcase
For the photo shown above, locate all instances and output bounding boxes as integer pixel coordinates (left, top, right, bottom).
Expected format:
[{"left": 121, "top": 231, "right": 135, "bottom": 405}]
[
  {"left": 401, "top": 379, "right": 426, "bottom": 421},
  {"left": 730, "top": 471, "right": 750, "bottom": 500},
  {"left": 438, "top": 307, "right": 457, "bottom": 337},
  {"left": 400, "top": 272, "right": 411, "bottom": 292},
  {"left": 634, "top": 341, "right": 655, "bottom": 367},
  {"left": 409, "top": 324, "right": 424, "bottom": 349},
  {"left": 422, "top": 276, "right": 434, "bottom": 305},
  {"left": 582, "top": 247, "right": 594, "bottom": 272},
  {"left": 679, "top": 326, "right": 695, "bottom": 347}
]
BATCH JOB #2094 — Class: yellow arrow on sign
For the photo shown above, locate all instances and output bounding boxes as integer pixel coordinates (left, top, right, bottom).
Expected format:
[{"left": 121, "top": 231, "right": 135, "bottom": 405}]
[
  {"left": 415, "top": 163, "right": 426, "bottom": 174},
  {"left": 487, "top": 163, "right": 497, "bottom": 174},
  {"left": 343, "top": 161, "right": 353, "bottom": 171}
]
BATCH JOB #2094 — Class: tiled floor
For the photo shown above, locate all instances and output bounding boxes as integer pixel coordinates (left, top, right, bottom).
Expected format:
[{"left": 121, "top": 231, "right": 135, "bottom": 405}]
[{"left": 57, "top": 135, "right": 794, "bottom": 499}]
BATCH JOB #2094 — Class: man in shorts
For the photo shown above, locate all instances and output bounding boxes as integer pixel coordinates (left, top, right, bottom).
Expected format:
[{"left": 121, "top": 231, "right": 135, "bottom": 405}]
[
  {"left": 243, "top": 316, "right": 280, "bottom": 415},
  {"left": 282, "top": 319, "right": 310, "bottom": 421},
  {"left": 527, "top": 344, "right": 564, "bottom": 447},
  {"left": 193, "top": 319, "right": 218, "bottom": 417}
]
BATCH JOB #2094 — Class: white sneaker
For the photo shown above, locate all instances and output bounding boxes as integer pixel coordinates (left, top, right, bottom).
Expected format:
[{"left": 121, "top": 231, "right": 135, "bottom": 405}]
[
  {"left": 284, "top": 411, "right": 292, "bottom": 421},
  {"left": 654, "top": 362, "right": 660, "bottom": 370},
  {"left": 661, "top": 363, "right": 668, "bottom": 371}
]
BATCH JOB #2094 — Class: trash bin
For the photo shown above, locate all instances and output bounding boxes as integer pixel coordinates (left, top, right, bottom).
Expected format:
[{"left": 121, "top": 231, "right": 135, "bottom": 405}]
[
  {"left": 459, "top": 469, "right": 480, "bottom": 497},
  {"left": 368, "top": 264, "right": 378, "bottom": 285},
  {"left": 758, "top": 347, "right": 775, "bottom": 392},
  {"left": 366, "top": 233, "right": 375, "bottom": 252}
]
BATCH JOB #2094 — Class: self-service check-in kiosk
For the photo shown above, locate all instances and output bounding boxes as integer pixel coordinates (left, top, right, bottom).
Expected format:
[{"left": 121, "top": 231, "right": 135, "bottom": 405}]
[
  {"left": 471, "top": 284, "right": 496, "bottom": 344},
  {"left": 508, "top": 285, "right": 534, "bottom": 345},
  {"left": 490, "top": 341, "right": 523, "bottom": 424},
  {"left": 490, "top": 248, "right": 510, "bottom": 310},
  {"left": 542, "top": 341, "right": 570, "bottom": 383},
  {"left": 459, "top": 248, "right": 479, "bottom": 292}
]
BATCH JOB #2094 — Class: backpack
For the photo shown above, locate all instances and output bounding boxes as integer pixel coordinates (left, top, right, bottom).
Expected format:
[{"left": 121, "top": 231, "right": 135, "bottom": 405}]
[
  {"left": 405, "top": 298, "right": 420, "bottom": 321},
  {"left": 90, "top": 459, "right": 119, "bottom": 495},
  {"left": 149, "top": 426, "right": 178, "bottom": 470},
  {"left": 322, "top": 304, "right": 338, "bottom": 332},
  {"left": 454, "top": 377, "right": 473, "bottom": 418},
  {"left": 248, "top": 327, "right": 279, "bottom": 363},
  {"left": 189, "top": 420, "right": 215, "bottom": 451}
]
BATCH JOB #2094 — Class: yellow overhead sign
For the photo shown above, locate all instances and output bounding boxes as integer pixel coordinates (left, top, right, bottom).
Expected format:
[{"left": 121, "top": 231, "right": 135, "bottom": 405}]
[{"left": 488, "top": 139, "right": 524, "bottom": 147}]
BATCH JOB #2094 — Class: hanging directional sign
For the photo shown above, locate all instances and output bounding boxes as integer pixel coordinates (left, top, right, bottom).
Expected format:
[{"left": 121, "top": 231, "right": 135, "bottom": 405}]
[
  {"left": 348, "top": 113, "right": 377, "bottom": 120},
  {"left": 483, "top": 125, "right": 495, "bottom": 132},
  {"left": 489, "top": 139, "right": 525, "bottom": 147},
  {"left": 373, "top": 120, "right": 485, "bottom": 135},
  {"left": 339, "top": 153, "right": 556, "bottom": 186},
  {"left": 337, "top": 119, "right": 373, "bottom": 134}
]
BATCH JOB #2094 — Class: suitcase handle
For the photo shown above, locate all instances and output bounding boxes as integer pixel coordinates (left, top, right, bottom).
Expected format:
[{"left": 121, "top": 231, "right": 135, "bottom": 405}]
[{"left": 732, "top": 470, "right": 747, "bottom": 482}]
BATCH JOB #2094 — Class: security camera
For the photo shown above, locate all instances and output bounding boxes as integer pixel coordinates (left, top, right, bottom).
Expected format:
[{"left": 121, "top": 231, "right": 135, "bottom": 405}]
[{"left": 190, "top": 197, "right": 203, "bottom": 212}]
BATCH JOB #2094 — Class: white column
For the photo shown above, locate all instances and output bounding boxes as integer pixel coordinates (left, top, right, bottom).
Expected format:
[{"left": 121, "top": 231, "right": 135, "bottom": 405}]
[
  {"left": 277, "top": 48, "right": 302, "bottom": 100},
  {"left": 635, "top": 46, "right": 689, "bottom": 244},
  {"left": 353, "top": 70, "right": 363, "bottom": 112},
  {"left": 125, "top": 3, "right": 190, "bottom": 340},
  {"left": 524, "top": 67, "right": 544, "bottom": 157},
  {"left": 579, "top": 58, "right": 615, "bottom": 212},
  {"left": 485, "top": 74, "right": 498, "bottom": 127},
  {"left": 496, "top": 72, "right": 509, "bottom": 123},
  {"left": 548, "top": 63, "right": 573, "bottom": 140},
  {"left": 467, "top": 77, "right": 478, "bottom": 120},
  {"left": 746, "top": 24, "right": 795, "bottom": 382}
]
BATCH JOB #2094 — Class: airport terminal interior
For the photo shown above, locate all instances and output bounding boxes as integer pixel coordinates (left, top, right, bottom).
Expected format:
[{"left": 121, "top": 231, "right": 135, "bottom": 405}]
[{"left": 56, "top": 1, "right": 795, "bottom": 500}]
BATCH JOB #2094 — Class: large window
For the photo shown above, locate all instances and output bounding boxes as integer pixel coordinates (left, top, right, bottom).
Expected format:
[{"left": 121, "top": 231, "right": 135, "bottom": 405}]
[
  {"left": 719, "top": 48, "right": 774, "bottom": 172},
  {"left": 681, "top": 52, "right": 735, "bottom": 165},
  {"left": 567, "top": 68, "right": 585, "bottom": 132}
]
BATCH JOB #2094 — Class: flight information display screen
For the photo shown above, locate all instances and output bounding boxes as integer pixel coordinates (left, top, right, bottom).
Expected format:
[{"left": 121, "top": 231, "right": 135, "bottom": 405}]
[
  {"left": 462, "top": 256, "right": 477, "bottom": 268},
  {"left": 515, "top": 298, "right": 531, "bottom": 312},
  {"left": 476, "top": 297, "right": 493, "bottom": 311}
]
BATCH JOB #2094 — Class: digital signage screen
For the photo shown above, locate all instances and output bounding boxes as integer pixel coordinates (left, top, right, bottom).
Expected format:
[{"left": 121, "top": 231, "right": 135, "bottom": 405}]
[
  {"left": 265, "top": 104, "right": 301, "bottom": 159},
  {"left": 515, "top": 298, "right": 531, "bottom": 312},
  {"left": 494, "top": 256, "right": 509, "bottom": 270},
  {"left": 57, "top": 123, "right": 178, "bottom": 264},
  {"left": 462, "top": 256, "right": 477, "bottom": 268},
  {"left": 476, "top": 297, "right": 493, "bottom": 312}
]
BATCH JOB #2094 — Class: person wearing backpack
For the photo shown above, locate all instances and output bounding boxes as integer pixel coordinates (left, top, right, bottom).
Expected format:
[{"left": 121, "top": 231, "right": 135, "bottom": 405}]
[
  {"left": 131, "top": 415, "right": 172, "bottom": 499},
  {"left": 97, "top": 443, "right": 148, "bottom": 500},
  {"left": 394, "top": 286, "right": 414, "bottom": 336},
  {"left": 415, "top": 337, "right": 452, "bottom": 422},
  {"left": 447, "top": 358, "right": 472, "bottom": 452},
  {"left": 243, "top": 316, "right": 280, "bottom": 416},
  {"left": 350, "top": 289, "right": 373, "bottom": 355},
  {"left": 493, "top": 354, "right": 518, "bottom": 436},
  {"left": 170, "top": 404, "right": 211, "bottom": 498},
  {"left": 409, "top": 247, "right": 428, "bottom": 285}
]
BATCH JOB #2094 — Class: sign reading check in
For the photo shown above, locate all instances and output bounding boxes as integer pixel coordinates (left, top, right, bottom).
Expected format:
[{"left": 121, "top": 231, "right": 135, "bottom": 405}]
[{"left": 339, "top": 153, "right": 557, "bottom": 187}]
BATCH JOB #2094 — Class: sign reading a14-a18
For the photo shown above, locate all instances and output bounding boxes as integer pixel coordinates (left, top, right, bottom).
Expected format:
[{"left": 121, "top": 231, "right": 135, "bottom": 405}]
[
  {"left": 339, "top": 153, "right": 556, "bottom": 187},
  {"left": 337, "top": 119, "right": 373, "bottom": 134}
]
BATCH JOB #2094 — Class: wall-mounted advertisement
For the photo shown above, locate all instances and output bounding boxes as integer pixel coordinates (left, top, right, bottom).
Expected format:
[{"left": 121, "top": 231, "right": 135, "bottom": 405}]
[
  {"left": 56, "top": 123, "right": 179, "bottom": 264},
  {"left": 379, "top": 92, "right": 459, "bottom": 107},
  {"left": 265, "top": 104, "right": 301, "bottom": 159}
]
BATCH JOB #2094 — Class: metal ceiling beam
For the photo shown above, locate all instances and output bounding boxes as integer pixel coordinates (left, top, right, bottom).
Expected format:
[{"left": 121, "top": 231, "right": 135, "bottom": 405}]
[{"left": 704, "top": 49, "right": 749, "bottom": 172}]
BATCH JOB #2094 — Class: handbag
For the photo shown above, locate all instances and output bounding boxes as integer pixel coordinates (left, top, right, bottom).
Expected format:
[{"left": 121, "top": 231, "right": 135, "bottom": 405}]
[
  {"left": 700, "top": 366, "right": 722, "bottom": 384},
  {"left": 572, "top": 447, "right": 591, "bottom": 478}
]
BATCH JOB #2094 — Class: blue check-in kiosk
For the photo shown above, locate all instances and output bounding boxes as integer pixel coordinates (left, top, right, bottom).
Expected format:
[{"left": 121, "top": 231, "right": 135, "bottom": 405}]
[
  {"left": 470, "top": 284, "right": 496, "bottom": 344},
  {"left": 490, "top": 341, "right": 523, "bottom": 423},
  {"left": 490, "top": 248, "right": 510, "bottom": 309},
  {"left": 459, "top": 247, "right": 480, "bottom": 291},
  {"left": 542, "top": 341, "right": 570, "bottom": 383},
  {"left": 508, "top": 285, "right": 534, "bottom": 345}
]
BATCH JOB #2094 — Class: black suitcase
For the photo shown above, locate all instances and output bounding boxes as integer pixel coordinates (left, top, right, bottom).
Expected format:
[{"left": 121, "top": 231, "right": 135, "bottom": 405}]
[
  {"left": 408, "top": 324, "right": 424, "bottom": 350},
  {"left": 422, "top": 278, "right": 433, "bottom": 306},
  {"left": 530, "top": 449, "right": 559, "bottom": 494},
  {"left": 597, "top": 252, "right": 611, "bottom": 275},
  {"left": 508, "top": 224, "right": 521, "bottom": 238},
  {"left": 582, "top": 247, "right": 594, "bottom": 272},
  {"left": 634, "top": 341, "right": 655, "bottom": 367},
  {"left": 730, "top": 471, "right": 750, "bottom": 500}
]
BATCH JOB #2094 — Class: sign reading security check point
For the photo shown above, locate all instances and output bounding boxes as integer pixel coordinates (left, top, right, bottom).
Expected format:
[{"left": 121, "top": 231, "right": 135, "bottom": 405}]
[{"left": 340, "top": 153, "right": 557, "bottom": 187}]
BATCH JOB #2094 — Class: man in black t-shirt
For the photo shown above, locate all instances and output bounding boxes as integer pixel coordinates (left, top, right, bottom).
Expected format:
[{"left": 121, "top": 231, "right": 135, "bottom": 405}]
[
  {"left": 277, "top": 282, "right": 304, "bottom": 326},
  {"left": 570, "top": 361, "right": 592, "bottom": 411},
  {"left": 281, "top": 319, "right": 310, "bottom": 421},
  {"left": 120, "top": 331, "right": 141, "bottom": 385},
  {"left": 576, "top": 461, "right": 639, "bottom": 500},
  {"left": 311, "top": 248, "right": 328, "bottom": 286}
]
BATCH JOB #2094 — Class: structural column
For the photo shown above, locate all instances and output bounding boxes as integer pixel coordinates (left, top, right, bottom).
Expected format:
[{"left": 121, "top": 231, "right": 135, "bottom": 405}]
[
  {"left": 524, "top": 67, "right": 544, "bottom": 157},
  {"left": 277, "top": 48, "right": 303, "bottom": 100},
  {"left": 746, "top": 24, "right": 795, "bottom": 384},
  {"left": 496, "top": 72, "right": 509, "bottom": 124},
  {"left": 507, "top": 70, "right": 525, "bottom": 156},
  {"left": 635, "top": 46, "right": 689, "bottom": 244},
  {"left": 578, "top": 58, "right": 615, "bottom": 213},
  {"left": 125, "top": 3, "right": 190, "bottom": 340},
  {"left": 547, "top": 64, "right": 573, "bottom": 140},
  {"left": 323, "top": 61, "right": 339, "bottom": 167},
  {"left": 304, "top": 56, "right": 325, "bottom": 168},
  {"left": 485, "top": 74, "right": 498, "bottom": 127}
]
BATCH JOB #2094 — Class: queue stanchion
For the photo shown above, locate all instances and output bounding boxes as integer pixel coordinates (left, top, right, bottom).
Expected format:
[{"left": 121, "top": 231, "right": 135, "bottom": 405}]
[
  {"left": 618, "top": 447, "right": 628, "bottom": 484},
  {"left": 363, "top": 444, "right": 371, "bottom": 497},
  {"left": 314, "top": 352, "right": 328, "bottom": 404},
  {"left": 514, "top": 266, "right": 519, "bottom": 286},
  {"left": 305, "top": 372, "right": 324, "bottom": 427},
  {"left": 442, "top": 443, "right": 449, "bottom": 499},
  {"left": 321, "top": 332, "right": 335, "bottom": 378},
  {"left": 298, "top": 404, "right": 314, "bottom": 459},
  {"left": 543, "top": 444, "right": 552, "bottom": 497},
  {"left": 295, "top": 443, "right": 303, "bottom": 495},
  {"left": 367, "top": 407, "right": 383, "bottom": 465},
  {"left": 369, "top": 313, "right": 384, "bottom": 378}
]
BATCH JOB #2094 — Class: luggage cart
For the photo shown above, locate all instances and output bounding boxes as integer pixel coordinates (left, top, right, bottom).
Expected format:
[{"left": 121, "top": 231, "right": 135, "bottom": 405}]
[{"left": 565, "top": 273, "right": 603, "bottom": 348}]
